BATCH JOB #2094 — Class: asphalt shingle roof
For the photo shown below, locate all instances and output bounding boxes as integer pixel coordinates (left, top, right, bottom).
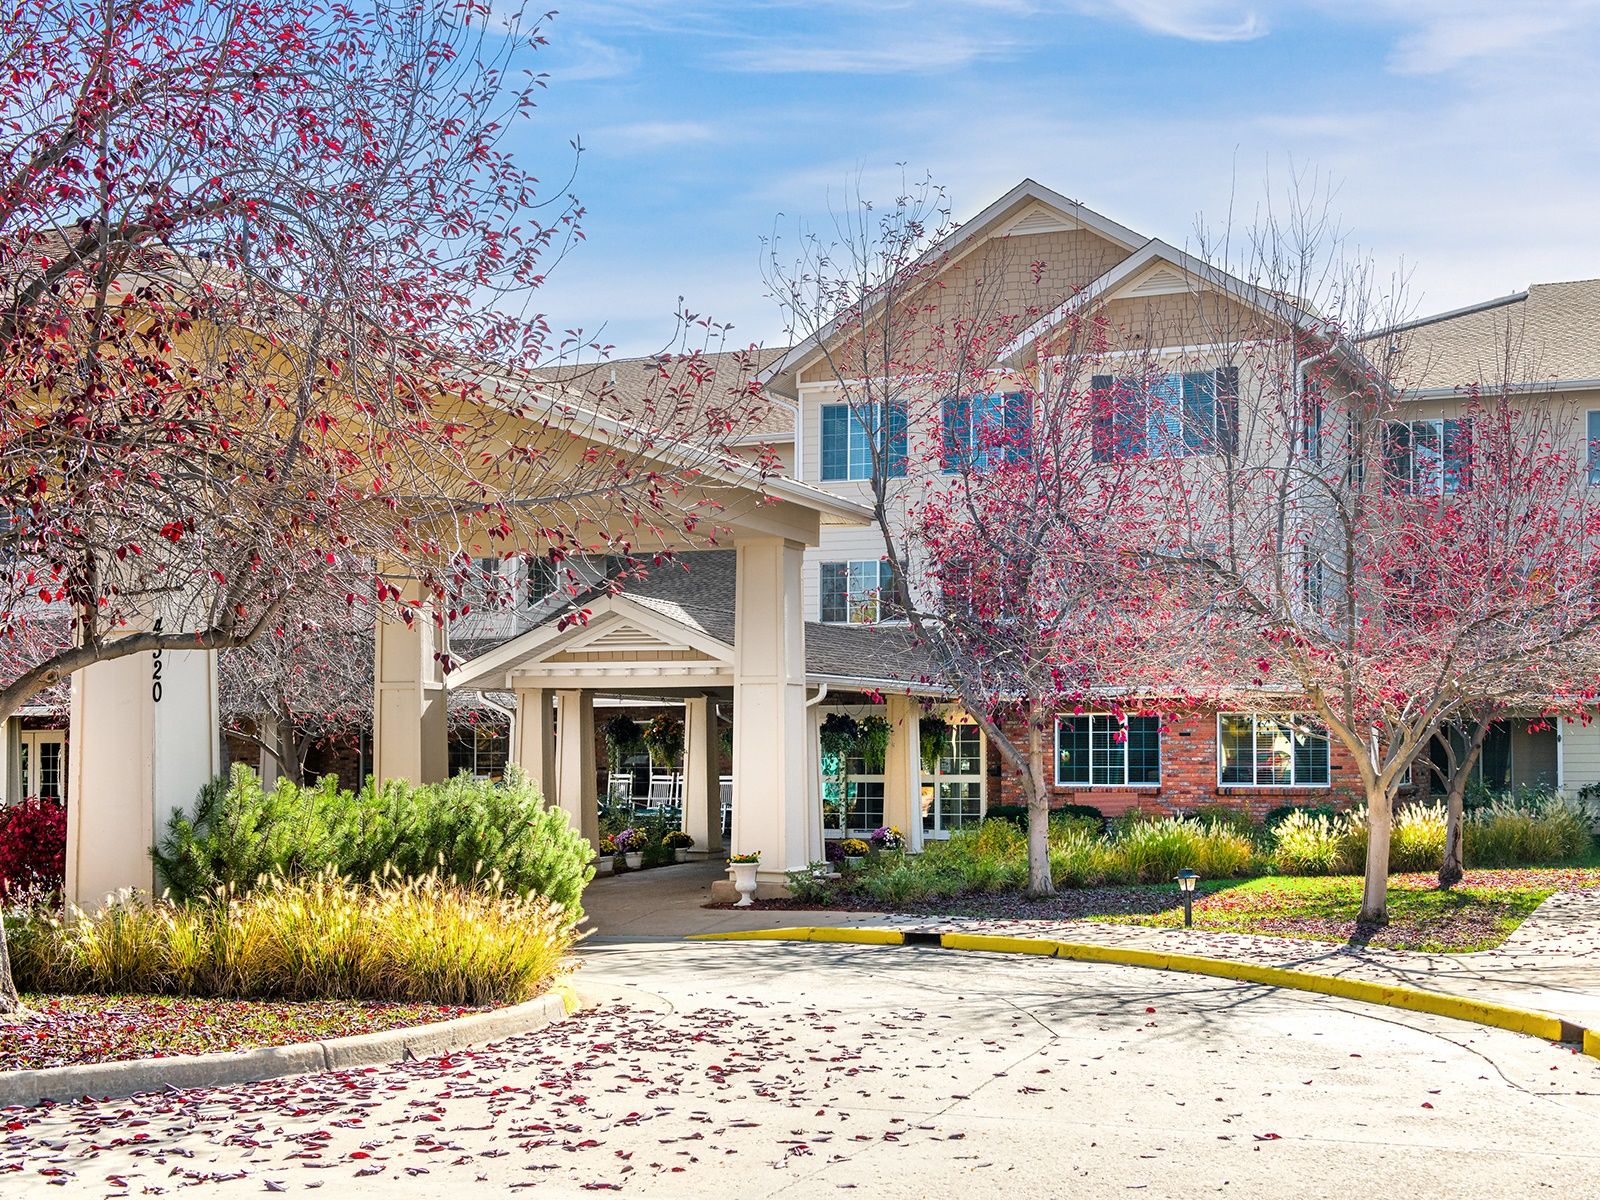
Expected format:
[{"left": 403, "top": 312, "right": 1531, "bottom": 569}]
[
  {"left": 1368, "top": 279, "right": 1600, "bottom": 390},
  {"left": 470, "top": 549, "right": 933, "bottom": 688},
  {"left": 533, "top": 347, "right": 795, "bottom": 440}
]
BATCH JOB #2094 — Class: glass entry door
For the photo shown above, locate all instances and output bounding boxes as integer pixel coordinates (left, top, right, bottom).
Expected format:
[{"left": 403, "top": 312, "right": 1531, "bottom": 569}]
[{"left": 18, "top": 731, "right": 66, "bottom": 801}]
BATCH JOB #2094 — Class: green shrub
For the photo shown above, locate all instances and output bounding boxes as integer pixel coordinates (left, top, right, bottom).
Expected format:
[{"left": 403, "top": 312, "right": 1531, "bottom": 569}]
[
  {"left": 784, "top": 862, "right": 836, "bottom": 905},
  {"left": 153, "top": 764, "right": 592, "bottom": 921},
  {"left": 9, "top": 873, "right": 575, "bottom": 1006},
  {"left": 1049, "top": 826, "right": 1130, "bottom": 887},
  {"left": 983, "top": 804, "right": 1028, "bottom": 827},
  {"left": 1467, "top": 798, "right": 1593, "bottom": 867},
  {"left": 1111, "top": 818, "right": 1255, "bottom": 883},
  {"left": 1055, "top": 803, "right": 1106, "bottom": 826}
]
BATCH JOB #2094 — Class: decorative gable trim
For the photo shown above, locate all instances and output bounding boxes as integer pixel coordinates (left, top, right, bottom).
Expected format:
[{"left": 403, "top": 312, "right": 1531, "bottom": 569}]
[{"left": 999, "top": 204, "right": 1078, "bottom": 237}]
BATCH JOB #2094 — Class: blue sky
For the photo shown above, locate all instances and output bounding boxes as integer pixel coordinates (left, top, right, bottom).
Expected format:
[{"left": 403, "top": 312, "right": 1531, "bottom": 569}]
[{"left": 515, "top": 1, "right": 1600, "bottom": 356}]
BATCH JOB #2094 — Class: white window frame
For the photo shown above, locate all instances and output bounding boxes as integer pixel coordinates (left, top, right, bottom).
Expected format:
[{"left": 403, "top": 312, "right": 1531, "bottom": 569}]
[
  {"left": 1054, "top": 713, "right": 1162, "bottom": 788},
  {"left": 922, "top": 719, "right": 986, "bottom": 839},
  {"left": 1216, "top": 712, "right": 1331, "bottom": 788}
]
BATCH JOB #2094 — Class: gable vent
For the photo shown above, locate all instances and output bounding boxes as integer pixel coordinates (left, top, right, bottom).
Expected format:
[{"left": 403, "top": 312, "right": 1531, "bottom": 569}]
[
  {"left": 1002, "top": 206, "right": 1076, "bottom": 237},
  {"left": 1125, "top": 264, "right": 1191, "bottom": 298},
  {"left": 583, "top": 622, "right": 685, "bottom": 654}
]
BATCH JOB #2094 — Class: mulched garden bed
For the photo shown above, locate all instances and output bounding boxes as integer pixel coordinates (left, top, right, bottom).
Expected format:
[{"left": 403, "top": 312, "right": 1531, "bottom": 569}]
[
  {"left": 709, "top": 868, "right": 1600, "bottom": 953},
  {"left": 0, "top": 996, "right": 488, "bottom": 1072}
]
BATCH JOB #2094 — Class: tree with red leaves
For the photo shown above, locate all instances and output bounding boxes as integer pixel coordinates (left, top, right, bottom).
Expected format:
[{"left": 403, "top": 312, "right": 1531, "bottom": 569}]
[
  {"left": 0, "top": 0, "right": 772, "bottom": 1013},
  {"left": 1127, "top": 217, "right": 1600, "bottom": 924},
  {"left": 767, "top": 180, "right": 1161, "bottom": 897}
]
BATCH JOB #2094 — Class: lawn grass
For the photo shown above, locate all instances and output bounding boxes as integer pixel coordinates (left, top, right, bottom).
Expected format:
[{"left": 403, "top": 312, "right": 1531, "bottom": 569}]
[
  {"left": 1092, "top": 871, "right": 1593, "bottom": 952},
  {"left": 1, "top": 994, "right": 487, "bottom": 1072}
]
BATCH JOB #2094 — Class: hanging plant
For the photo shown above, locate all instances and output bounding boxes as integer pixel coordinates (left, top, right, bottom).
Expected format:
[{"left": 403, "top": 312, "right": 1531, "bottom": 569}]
[
  {"left": 602, "top": 715, "right": 642, "bottom": 772},
  {"left": 819, "top": 713, "right": 860, "bottom": 760},
  {"left": 857, "top": 715, "right": 891, "bottom": 774},
  {"left": 919, "top": 715, "right": 950, "bottom": 775},
  {"left": 642, "top": 713, "right": 685, "bottom": 771}
]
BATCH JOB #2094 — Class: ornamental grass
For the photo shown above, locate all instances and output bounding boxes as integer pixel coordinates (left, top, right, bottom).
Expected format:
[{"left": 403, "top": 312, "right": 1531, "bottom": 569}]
[{"left": 8, "top": 873, "right": 575, "bottom": 1007}]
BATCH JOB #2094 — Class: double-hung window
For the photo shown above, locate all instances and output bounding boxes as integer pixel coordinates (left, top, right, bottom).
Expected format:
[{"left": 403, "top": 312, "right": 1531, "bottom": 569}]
[
  {"left": 1055, "top": 714, "right": 1161, "bottom": 786},
  {"left": 941, "top": 392, "right": 1032, "bottom": 470},
  {"left": 1384, "top": 418, "right": 1472, "bottom": 494},
  {"left": 1091, "top": 367, "right": 1239, "bottom": 463},
  {"left": 1217, "top": 713, "right": 1330, "bottom": 787},
  {"left": 820, "top": 559, "right": 895, "bottom": 624},
  {"left": 820, "top": 402, "right": 908, "bottom": 481}
]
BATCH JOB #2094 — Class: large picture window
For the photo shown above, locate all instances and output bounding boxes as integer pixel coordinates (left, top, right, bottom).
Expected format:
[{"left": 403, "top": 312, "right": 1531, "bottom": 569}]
[
  {"left": 1091, "top": 367, "right": 1239, "bottom": 463},
  {"left": 820, "top": 402, "right": 908, "bottom": 481},
  {"left": 923, "top": 721, "right": 985, "bottom": 836},
  {"left": 1055, "top": 714, "right": 1161, "bottom": 786},
  {"left": 1217, "top": 713, "right": 1330, "bottom": 787}
]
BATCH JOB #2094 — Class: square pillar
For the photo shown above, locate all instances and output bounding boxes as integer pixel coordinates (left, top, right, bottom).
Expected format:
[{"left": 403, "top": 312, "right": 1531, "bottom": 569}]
[
  {"left": 66, "top": 623, "right": 221, "bottom": 906},
  {"left": 731, "top": 536, "right": 819, "bottom": 886},
  {"left": 883, "top": 694, "right": 925, "bottom": 853},
  {"left": 555, "top": 689, "right": 598, "bottom": 846},
  {"left": 513, "top": 687, "right": 557, "bottom": 804},
  {"left": 373, "top": 605, "right": 448, "bottom": 785},
  {"left": 0, "top": 716, "right": 18, "bottom": 805},
  {"left": 683, "top": 694, "right": 724, "bottom": 856}
]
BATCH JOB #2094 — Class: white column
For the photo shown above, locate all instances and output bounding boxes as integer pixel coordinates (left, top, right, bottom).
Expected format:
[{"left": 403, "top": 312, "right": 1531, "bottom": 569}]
[
  {"left": 555, "top": 689, "right": 598, "bottom": 846},
  {"left": 66, "top": 625, "right": 221, "bottom": 906},
  {"left": 513, "top": 687, "right": 557, "bottom": 804},
  {"left": 0, "top": 716, "right": 18, "bottom": 805},
  {"left": 731, "top": 536, "right": 819, "bottom": 886},
  {"left": 373, "top": 606, "right": 448, "bottom": 785},
  {"left": 683, "top": 694, "right": 724, "bottom": 856},
  {"left": 883, "top": 694, "right": 925, "bottom": 853}
]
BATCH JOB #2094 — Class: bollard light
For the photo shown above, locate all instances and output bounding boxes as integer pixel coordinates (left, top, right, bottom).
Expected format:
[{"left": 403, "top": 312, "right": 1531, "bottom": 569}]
[{"left": 1175, "top": 869, "right": 1199, "bottom": 928}]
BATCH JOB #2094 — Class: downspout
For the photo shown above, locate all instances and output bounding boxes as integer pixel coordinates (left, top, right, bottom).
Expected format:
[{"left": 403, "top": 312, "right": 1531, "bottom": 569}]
[{"left": 770, "top": 394, "right": 801, "bottom": 476}]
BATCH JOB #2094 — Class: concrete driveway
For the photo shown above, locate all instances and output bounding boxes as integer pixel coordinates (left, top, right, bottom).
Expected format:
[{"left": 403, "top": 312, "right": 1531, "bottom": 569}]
[{"left": 6, "top": 939, "right": 1598, "bottom": 1197}]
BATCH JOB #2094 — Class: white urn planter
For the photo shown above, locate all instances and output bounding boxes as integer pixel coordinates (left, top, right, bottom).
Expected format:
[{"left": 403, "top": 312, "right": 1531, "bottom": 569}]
[
  {"left": 594, "top": 855, "right": 615, "bottom": 876},
  {"left": 730, "top": 861, "right": 760, "bottom": 907},
  {"left": 624, "top": 851, "right": 644, "bottom": 870},
  {"left": 844, "top": 855, "right": 865, "bottom": 870},
  {"left": 674, "top": 848, "right": 690, "bottom": 864}
]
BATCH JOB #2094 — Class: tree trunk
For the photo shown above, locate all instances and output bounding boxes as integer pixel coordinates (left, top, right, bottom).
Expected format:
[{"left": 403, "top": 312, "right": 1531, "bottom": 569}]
[
  {"left": 1024, "top": 712, "right": 1054, "bottom": 898},
  {"left": 1359, "top": 782, "right": 1392, "bottom": 924},
  {"left": 1439, "top": 722, "right": 1489, "bottom": 889},
  {"left": 0, "top": 918, "right": 22, "bottom": 1018}
]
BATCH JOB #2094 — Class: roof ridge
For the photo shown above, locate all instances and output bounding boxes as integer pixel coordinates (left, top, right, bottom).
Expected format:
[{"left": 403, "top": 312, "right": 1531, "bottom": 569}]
[{"left": 1366, "top": 289, "right": 1528, "bottom": 340}]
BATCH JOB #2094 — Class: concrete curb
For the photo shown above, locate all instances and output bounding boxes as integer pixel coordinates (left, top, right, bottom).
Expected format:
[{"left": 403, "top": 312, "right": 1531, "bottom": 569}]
[
  {"left": 691, "top": 926, "right": 1600, "bottom": 1059},
  {"left": 0, "top": 984, "right": 588, "bottom": 1110}
]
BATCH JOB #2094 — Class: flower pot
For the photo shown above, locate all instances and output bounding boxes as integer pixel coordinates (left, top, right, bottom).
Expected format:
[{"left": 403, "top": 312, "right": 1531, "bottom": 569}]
[
  {"left": 674, "top": 848, "right": 689, "bottom": 864},
  {"left": 844, "top": 855, "right": 865, "bottom": 869},
  {"left": 730, "top": 861, "right": 760, "bottom": 907},
  {"left": 624, "top": 851, "right": 644, "bottom": 870},
  {"left": 594, "top": 855, "right": 614, "bottom": 876}
]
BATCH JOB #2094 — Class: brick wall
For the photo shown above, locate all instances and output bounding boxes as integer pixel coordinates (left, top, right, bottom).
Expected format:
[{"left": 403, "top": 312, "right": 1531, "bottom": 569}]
[{"left": 988, "top": 708, "right": 1373, "bottom": 818}]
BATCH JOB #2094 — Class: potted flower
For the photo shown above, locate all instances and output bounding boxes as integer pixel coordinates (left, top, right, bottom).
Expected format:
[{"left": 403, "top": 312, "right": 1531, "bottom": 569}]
[
  {"left": 870, "top": 825, "right": 904, "bottom": 854},
  {"left": 663, "top": 830, "right": 695, "bottom": 863},
  {"left": 615, "top": 827, "right": 646, "bottom": 869},
  {"left": 728, "top": 851, "right": 761, "bottom": 907},
  {"left": 642, "top": 713, "right": 685, "bottom": 773},
  {"left": 857, "top": 715, "right": 891, "bottom": 774},
  {"left": 596, "top": 834, "right": 618, "bottom": 875},
  {"left": 839, "top": 837, "right": 871, "bottom": 868}
]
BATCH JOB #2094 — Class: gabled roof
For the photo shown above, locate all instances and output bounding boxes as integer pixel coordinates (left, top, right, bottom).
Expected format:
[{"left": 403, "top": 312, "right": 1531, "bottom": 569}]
[
  {"left": 1364, "top": 279, "right": 1600, "bottom": 393},
  {"left": 447, "top": 550, "right": 936, "bottom": 693},
  {"left": 758, "top": 179, "right": 1148, "bottom": 395}
]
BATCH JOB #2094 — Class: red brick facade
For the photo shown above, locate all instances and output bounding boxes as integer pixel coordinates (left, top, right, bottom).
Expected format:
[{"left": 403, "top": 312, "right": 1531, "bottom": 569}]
[{"left": 987, "top": 708, "right": 1381, "bottom": 818}]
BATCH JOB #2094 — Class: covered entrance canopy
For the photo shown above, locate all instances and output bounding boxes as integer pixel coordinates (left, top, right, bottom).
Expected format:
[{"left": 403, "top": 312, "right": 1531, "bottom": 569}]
[{"left": 447, "top": 550, "right": 937, "bottom": 886}]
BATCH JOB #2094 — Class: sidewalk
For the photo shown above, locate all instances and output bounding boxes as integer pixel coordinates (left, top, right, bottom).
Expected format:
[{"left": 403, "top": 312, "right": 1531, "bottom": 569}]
[{"left": 582, "top": 862, "right": 1600, "bottom": 1028}]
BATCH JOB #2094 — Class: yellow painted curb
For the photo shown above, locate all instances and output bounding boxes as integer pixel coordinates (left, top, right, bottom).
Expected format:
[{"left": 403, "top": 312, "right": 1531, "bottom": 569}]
[
  {"left": 691, "top": 926, "right": 905, "bottom": 946},
  {"left": 693, "top": 926, "right": 1590, "bottom": 1052}
]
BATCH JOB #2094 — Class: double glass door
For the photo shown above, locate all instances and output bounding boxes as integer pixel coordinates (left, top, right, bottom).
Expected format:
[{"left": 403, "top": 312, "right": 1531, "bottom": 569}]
[{"left": 18, "top": 731, "right": 66, "bottom": 801}]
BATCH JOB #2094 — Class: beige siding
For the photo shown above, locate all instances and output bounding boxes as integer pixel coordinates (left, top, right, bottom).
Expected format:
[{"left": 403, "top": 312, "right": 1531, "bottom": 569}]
[{"left": 1560, "top": 718, "right": 1600, "bottom": 792}]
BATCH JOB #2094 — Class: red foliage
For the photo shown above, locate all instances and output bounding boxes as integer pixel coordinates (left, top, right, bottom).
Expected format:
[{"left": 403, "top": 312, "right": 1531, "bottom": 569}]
[{"left": 0, "top": 797, "right": 67, "bottom": 898}]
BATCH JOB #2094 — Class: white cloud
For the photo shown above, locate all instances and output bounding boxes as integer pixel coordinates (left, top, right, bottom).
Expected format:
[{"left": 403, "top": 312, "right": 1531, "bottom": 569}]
[
  {"left": 1093, "top": 1, "right": 1267, "bottom": 42},
  {"left": 718, "top": 31, "right": 1018, "bottom": 75},
  {"left": 555, "top": 33, "right": 640, "bottom": 82},
  {"left": 590, "top": 121, "right": 720, "bottom": 153}
]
